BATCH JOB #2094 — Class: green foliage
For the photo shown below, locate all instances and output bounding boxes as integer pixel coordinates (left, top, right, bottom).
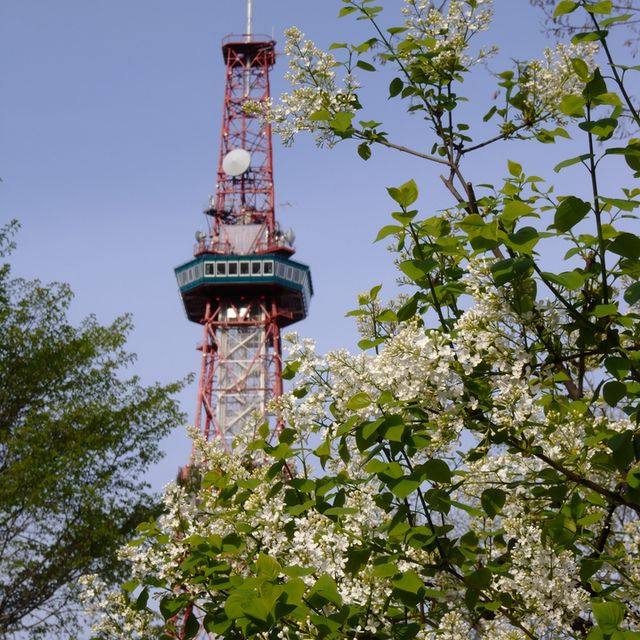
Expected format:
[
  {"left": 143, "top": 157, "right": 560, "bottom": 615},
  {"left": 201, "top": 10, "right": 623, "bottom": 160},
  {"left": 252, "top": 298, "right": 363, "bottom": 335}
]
[
  {"left": 103, "top": 0, "right": 640, "bottom": 638},
  {"left": 0, "top": 222, "right": 185, "bottom": 637}
]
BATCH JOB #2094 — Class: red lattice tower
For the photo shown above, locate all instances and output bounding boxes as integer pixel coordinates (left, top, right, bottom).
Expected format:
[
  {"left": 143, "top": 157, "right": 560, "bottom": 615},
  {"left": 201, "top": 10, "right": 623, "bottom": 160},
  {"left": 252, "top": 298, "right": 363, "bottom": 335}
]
[{"left": 175, "top": 15, "right": 312, "bottom": 450}]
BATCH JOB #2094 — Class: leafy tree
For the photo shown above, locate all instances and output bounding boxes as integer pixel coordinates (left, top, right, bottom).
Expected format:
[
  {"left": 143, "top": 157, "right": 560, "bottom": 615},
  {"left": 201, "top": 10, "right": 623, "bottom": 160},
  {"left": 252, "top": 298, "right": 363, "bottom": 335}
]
[
  {"left": 86, "top": 1, "right": 640, "bottom": 638},
  {"left": 0, "top": 221, "right": 185, "bottom": 638},
  {"left": 528, "top": 0, "right": 639, "bottom": 52}
]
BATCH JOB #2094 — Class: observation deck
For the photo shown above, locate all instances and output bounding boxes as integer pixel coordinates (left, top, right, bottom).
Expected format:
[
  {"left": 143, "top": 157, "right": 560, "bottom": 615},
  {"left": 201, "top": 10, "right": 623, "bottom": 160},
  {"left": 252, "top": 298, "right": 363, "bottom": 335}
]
[
  {"left": 175, "top": 253, "right": 312, "bottom": 327},
  {"left": 221, "top": 33, "right": 276, "bottom": 67}
]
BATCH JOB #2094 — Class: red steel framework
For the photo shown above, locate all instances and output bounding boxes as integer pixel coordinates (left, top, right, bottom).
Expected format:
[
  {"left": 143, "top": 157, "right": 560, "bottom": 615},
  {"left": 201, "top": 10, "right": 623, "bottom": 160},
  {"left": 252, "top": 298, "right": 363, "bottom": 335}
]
[
  {"left": 177, "top": 32, "right": 311, "bottom": 451},
  {"left": 197, "top": 35, "right": 279, "bottom": 448},
  {"left": 214, "top": 37, "right": 276, "bottom": 230}
]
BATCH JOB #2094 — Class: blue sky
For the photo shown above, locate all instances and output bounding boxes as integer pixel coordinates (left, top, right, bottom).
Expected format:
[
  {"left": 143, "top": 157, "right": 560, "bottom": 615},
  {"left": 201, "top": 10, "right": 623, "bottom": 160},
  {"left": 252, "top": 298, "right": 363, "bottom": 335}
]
[{"left": 1, "top": 0, "right": 625, "bottom": 487}]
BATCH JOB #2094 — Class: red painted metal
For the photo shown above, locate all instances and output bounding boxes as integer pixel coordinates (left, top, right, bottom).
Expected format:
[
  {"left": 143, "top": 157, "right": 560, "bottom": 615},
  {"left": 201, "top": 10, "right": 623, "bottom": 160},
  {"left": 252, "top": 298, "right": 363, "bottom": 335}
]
[
  {"left": 193, "top": 298, "right": 284, "bottom": 447},
  {"left": 210, "top": 36, "right": 277, "bottom": 237},
  {"left": 190, "top": 34, "right": 291, "bottom": 449}
]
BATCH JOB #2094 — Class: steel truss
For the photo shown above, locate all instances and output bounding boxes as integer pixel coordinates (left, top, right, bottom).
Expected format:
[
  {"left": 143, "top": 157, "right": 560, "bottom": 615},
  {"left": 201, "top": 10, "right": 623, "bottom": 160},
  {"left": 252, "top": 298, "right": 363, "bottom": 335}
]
[{"left": 194, "top": 300, "right": 283, "bottom": 448}]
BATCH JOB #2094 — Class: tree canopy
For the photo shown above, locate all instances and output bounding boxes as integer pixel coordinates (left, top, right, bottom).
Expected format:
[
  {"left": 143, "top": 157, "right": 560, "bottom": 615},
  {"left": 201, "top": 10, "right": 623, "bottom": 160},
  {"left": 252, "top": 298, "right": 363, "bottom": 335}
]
[
  {"left": 83, "top": 0, "right": 640, "bottom": 638},
  {"left": 0, "top": 221, "right": 185, "bottom": 638}
]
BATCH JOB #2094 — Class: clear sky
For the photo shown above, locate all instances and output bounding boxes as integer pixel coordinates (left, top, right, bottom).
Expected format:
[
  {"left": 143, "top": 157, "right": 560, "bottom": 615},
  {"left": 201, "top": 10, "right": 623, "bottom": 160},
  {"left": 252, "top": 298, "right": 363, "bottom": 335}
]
[{"left": 1, "top": 0, "right": 627, "bottom": 487}]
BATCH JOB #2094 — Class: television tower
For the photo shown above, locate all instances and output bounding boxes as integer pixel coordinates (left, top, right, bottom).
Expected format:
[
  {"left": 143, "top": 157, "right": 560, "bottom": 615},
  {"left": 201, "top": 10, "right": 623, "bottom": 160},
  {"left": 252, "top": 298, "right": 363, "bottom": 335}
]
[{"left": 175, "top": 1, "right": 312, "bottom": 450}]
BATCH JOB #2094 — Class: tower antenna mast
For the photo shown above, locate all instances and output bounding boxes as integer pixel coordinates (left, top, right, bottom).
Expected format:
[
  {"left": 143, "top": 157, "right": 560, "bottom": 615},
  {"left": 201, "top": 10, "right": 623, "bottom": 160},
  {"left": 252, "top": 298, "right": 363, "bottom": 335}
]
[{"left": 246, "top": 0, "right": 253, "bottom": 37}]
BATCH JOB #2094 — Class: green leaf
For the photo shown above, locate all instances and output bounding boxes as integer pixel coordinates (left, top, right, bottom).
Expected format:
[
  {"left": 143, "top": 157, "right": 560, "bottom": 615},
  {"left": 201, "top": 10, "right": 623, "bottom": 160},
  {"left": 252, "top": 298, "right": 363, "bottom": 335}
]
[
  {"left": 600, "top": 196, "right": 639, "bottom": 212},
  {"left": 419, "top": 459, "right": 452, "bottom": 484},
  {"left": 572, "top": 30, "right": 609, "bottom": 45},
  {"left": 559, "top": 94, "right": 586, "bottom": 117},
  {"left": 358, "top": 337, "right": 384, "bottom": 351},
  {"left": 160, "top": 595, "right": 186, "bottom": 620},
  {"left": 314, "top": 439, "right": 330, "bottom": 467},
  {"left": 466, "top": 567, "right": 492, "bottom": 590},
  {"left": 554, "top": 0, "right": 579, "bottom": 16},
  {"left": 329, "top": 111, "right": 354, "bottom": 133},
  {"left": 609, "top": 233, "right": 640, "bottom": 260},
  {"left": 583, "top": 67, "right": 607, "bottom": 100},
  {"left": 393, "top": 570, "right": 424, "bottom": 594},
  {"left": 580, "top": 558, "right": 603, "bottom": 583},
  {"left": 338, "top": 6, "right": 357, "bottom": 17},
  {"left": 554, "top": 196, "right": 591, "bottom": 232},
  {"left": 393, "top": 624, "right": 423, "bottom": 640},
  {"left": 481, "top": 488, "right": 507, "bottom": 518},
  {"left": 346, "top": 392, "right": 372, "bottom": 410},
  {"left": 626, "top": 464, "right": 640, "bottom": 489},
  {"left": 624, "top": 282, "right": 640, "bottom": 305},
  {"left": 579, "top": 117, "right": 618, "bottom": 139},
  {"left": 459, "top": 213, "right": 486, "bottom": 234},
  {"left": 357, "top": 142, "right": 372, "bottom": 161},
  {"left": 543, "top": 270, "right": 586, "bottom": 290},
  {"left": 183, "top": 611, "right": 201, "bottom": 639},
  {"left": 287, "top": 499, "right": 315, "bottom": 516},
  {"left": 536, "top": 126, "right": 572, "bottom": 143},
  {"left": 122, "top": 579, "right": 139, "bottom": 593},
  {"left": 600, "top": 13, "right": 633, "bottom": 27},
  {"left": 397, "top": 294, "right": 419, "bottom": 320},
  {"left": 507, "top": 160, "right": 522, "bottom": 177},
  {"left": 586, "top": 1, "right": 612, "bottom": 14},
  {"left": 592, "top": 601, "right": 625, "bottom": 634},
  {"left": 356, "top": 60, "right": 376, "bottom": 72},
  {"left": 491, "top": 258, "right": 516, "bottom": 286},
  {"left": 506, "top": 226, "right": 539, "bottom": 254},
  {"left": 483, "top": 105, "right": 497, "bottom": 122},
  {"left": 425, "top": 488, "right": 451, "bottom": 513},
  {"left": 282, "top": 565, "right": 315, "bottom": 578},
  {"left": 134, "top": 588, "right": 149, "bottom": 611},
  {"left": 359, "top": 119, "right": 382, "bottom": 129},
  {"left": 345, "top": 547, "right": 372, "bottom": 575},
  {"left": 309, "top": 109, "right": 331, "bottom": 121},
  {"left": 605, "top": 142, "right": 640, "bottom": 172},
  {"left": 387, "top": 179, "right": 419, "bottom": 208},
  {"left": 224, "top": 589, "right": 268, "bottom": 622},
  {"left": 281, "top": 360, "right": 300, "bottom": 380},
  {"left": 502, "top": 200, "right": 535, "bottom": 222},
  {"left": 593, "top": 303, "right": 618, "bottom": 317},
  {"left": 578, "top": 512, "right": 605, "bottom": 526},
  {"left": 603, "top": 380, "right": 627, "bottom": 407},
  {"left": 389, "top": 77, "right": 403, "bottom": 97},
  {"left": 625, "top": 141, "right": 640, "bottom": 173},
  {"left": 605, "top": 357, "right": 631, "bottom": 380},
  {"left": 554, "top": 153, "right": 593, "bottom": 173},
  {"left": 571, "top": 57, "right": 591, "bottom": 81},
  {"left": 365, "top": 457, "right": 392, "bottom": 475},
  {"left": 390, "top": 477, "right": 421, "bottom": 499},
  {"left": 392, "top": 209, "right": 418, "bottom": 224},
  {"left": 593, "top": 92, "right": 623, "bottom": 107},
  {"left": 308, "top": 574, "right": 342, "bottom": 607},
  {"left": 256, "top": 553, "right": 281, "bottom": 580},
  {"left": 375, "top": 225, "right": 403, "bottom": 242},
  {"left": 376, "top": 309, "right": 397, "bottom": 322},
  {"left": 608, "top": 431, "right": 635, "bottom": 471},
  {"left": 399, "top": 259, "right": 437, "bottom": 282}
]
